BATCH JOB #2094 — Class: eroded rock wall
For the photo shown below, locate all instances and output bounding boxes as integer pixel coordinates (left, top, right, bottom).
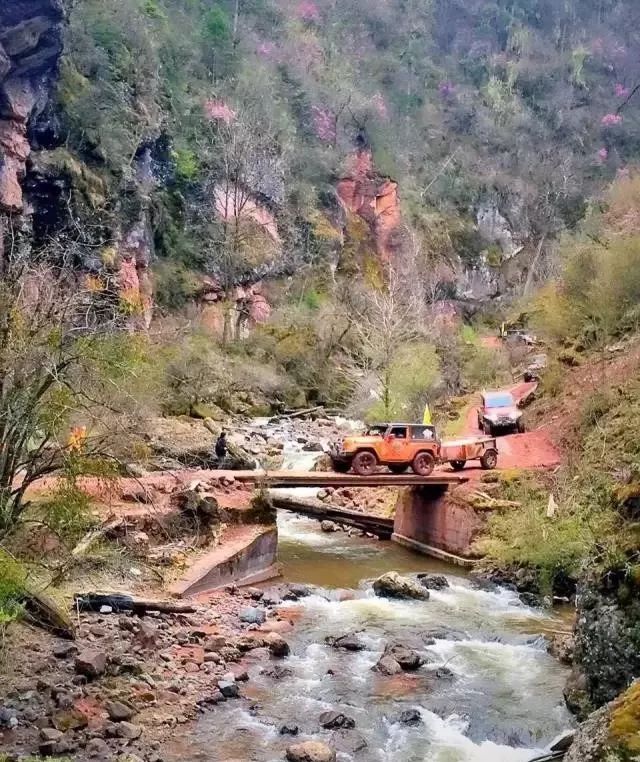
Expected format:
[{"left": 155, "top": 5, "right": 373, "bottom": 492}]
[
  {"left": 569, "top": 575, "right": 640, "bottom": 715},
  {"left": 0, "top": 0, "right": 64, "bottom": 214}
]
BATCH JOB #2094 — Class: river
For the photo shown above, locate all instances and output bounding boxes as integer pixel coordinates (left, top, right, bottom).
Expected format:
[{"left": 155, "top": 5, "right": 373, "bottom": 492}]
[{"left": 166, "top": 510, "right": 573, "bottom": 761}]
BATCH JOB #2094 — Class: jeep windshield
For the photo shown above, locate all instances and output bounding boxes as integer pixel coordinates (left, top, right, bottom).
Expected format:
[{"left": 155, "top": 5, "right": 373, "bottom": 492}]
[{"left": 485, "top": 393, "right": 515, "bottom": 409}]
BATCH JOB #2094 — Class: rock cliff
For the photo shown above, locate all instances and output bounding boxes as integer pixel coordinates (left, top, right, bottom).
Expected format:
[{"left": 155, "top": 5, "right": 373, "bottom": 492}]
[
  {"left": 570, "top": 574, "right": 640, "bottom": 714},
  {"left": 0, "top": 0, "right": 64, "bottom": 214}
]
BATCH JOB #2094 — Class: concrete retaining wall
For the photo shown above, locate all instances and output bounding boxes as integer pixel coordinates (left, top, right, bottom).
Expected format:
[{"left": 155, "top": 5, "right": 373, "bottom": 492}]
[
  {"left": 169, "top": 525, "right": 280, "bottom": 597},
  {"left": 392, "top": 486, "right": 487, "bottom": 564}
]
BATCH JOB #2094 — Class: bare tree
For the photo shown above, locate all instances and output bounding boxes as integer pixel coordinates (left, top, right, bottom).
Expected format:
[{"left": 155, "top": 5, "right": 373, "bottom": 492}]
[
  {"left": 195, "top": 107, "right": 283, "bottom": 344},
  {"left": 0, "top": 235, "right": 146, "bottom": 539},
  {"left": 345, "top": 266, "right": 426, "bottom": 419}
]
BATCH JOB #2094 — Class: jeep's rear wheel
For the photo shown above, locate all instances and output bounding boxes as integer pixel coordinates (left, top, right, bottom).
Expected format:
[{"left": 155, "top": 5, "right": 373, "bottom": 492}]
[
  {"left": 332, "top": 460, "right": 351, "bottom": 474},
  {"left": 352, "top": 450, "right": 378, "bottom": 476},
  {"left": 412, "top": 451, "right": 435, "bottom": 476},
  {"left": 389, "top": 464, "right": 408, "bottom": 475}
]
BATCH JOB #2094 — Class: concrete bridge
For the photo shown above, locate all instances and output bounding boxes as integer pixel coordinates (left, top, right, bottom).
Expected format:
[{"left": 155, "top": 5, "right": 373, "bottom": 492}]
[
  {"left": 226, "top": 470, "right": 468, "bottom": 489},
  {"left": 226, "top": 470, "right": 478, "bottom": 567}
]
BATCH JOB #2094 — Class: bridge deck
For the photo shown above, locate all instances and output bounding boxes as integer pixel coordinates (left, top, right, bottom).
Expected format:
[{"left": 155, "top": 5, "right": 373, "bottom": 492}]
[{"left": 228, "top": 470, "right": 468, "bottom": 488}]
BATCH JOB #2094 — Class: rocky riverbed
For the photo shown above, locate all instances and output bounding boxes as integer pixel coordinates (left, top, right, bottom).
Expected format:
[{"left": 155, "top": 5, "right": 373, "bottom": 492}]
[{"left": 0, "top": 581, "right": 312, "bottom": 760}]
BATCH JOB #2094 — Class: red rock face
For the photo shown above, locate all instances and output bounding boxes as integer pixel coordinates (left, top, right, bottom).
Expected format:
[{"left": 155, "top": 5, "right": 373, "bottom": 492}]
[
  {"left": 336, "top": 148, "right": 402, "bottom": 263},
  {"left": 0, "top": 1, "right": 64, "bottom": 213},
  {"left": 117, "top": 220, "right": 154, "bottom": 329}
]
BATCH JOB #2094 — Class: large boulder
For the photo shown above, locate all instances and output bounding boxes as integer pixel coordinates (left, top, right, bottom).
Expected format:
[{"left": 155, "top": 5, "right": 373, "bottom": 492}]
[
  {"left": 565, "top": 681, "right": 640, "bottom": 762},
  {"left": 285, "top": 741, "right": 336, "bottom": 762},
  {"left": 372, "top": 572, "right": 429, "bottom": 601}
]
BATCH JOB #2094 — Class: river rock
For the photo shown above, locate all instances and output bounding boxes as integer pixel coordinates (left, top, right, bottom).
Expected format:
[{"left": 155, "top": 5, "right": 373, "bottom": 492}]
[
  {"left": 280, "top": 723, "right": 299, "bottom": 735},
  {"left": 372, "top": 572, "right": 429, "bottom": 601},
  {"left": 265, "top": 632, "right": 291, "bottom": 657},
  {"left": 564, "top": 667, "right": 593, "bottom": 720},
  {"left": 333, "top": 729, "right": 368, "bottom": 754},
  {"left": 398, "top": 709, "right": 423, "bottom": 725},
  {"left": 116, "top": 721, "right": 142, "bottom": 740},
  {"left": 52, "top": 708, "right": 89, "bottom": 731},
  {"left": 85, "top": 737, "right": 111, "bottom": 757},
  {"left": 548, "top": 633, "right": 574, "bottom": 665},
  {"left": 285, "top": 740, "right": 336, "bottom": 762},
  {"left": 321, "top": 520, "right": 338, "bottom": 532},
  {"left": 53, "top": 642, "right": 78, "bottom": 659},
  {"left": 373, "top": 656, "right": 402, "bottom": 675},
  {"left": 326, "top": 633, "right": 367, "bottom": 651},
  {"left": 319, "top": 710, "right": 356, "bottom": 729},
  {"left": 218, "top": 680, "right": 240, "bottom": 698},
  {"left": 382, "top": 642, "right": 424, "bottom": 671},
  {"left": 204, "top": 635, "right": 227, "bottom": 652},
  {"left": 284, "top": 584, "right": 313, "bottom": 600},
  {"left": 0, "top": 706, "right": 17, "bottom": 729},
  {"left": 262, "top": 664, "right": 293, "bottom": 680},
  {"left": 106, "top": 701, "right": 137, "bottom": 722},
  {"left": 417, "top": 574, "right": 449, "bottom": 590},
  {"left": 75, "top": 649, "right": 107, "bottom": 678},
  {"left": 434, "top": 666, "right": 455, "bottom": 680},
  {"left": 239, "top": 607, "right": 266, "bottom": 625}
]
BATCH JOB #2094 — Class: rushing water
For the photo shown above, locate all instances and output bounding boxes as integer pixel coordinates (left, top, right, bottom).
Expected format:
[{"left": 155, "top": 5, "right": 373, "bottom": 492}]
[{"left": 167, "top": 512, "right": 573, "bottom": 762}]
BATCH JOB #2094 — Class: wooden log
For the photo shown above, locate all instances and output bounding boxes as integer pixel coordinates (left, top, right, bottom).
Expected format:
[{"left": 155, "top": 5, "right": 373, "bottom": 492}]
[
  {"left": 74, "top": 592, "right": 196, "bottom": 614},
  {"left": 71, "top": 517, "right": 125, "bottom": 558}
]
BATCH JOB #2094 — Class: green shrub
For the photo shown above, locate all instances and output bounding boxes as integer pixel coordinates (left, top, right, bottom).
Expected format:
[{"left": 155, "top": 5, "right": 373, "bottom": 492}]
[{"left": 203, "top": 6, "right": 231, "bottom": 43}]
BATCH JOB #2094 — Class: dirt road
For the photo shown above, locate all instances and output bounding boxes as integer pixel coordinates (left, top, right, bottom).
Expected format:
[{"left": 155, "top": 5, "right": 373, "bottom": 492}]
[{"left": 461, "top": 380, "right": 561, "bottom": 472}]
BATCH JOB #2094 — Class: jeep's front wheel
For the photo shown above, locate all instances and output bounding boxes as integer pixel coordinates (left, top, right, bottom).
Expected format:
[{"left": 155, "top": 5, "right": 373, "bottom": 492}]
[
  {"left": 412, "top": 451, "right": 435, "bottom": 476},
  {"left": 352, "top": 450, "right": 378, "bottom": 476}
]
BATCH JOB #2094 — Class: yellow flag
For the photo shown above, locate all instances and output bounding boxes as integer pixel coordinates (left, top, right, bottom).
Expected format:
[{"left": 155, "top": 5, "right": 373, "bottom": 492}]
[{"left": 423, "top": 403, "right": 432, "bottom": 425}]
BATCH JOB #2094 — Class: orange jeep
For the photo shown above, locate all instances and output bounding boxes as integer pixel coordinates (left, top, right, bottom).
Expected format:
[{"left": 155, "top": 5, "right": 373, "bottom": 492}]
[{"left": 330, "top": 423, "right": 439, "bottom": 476}]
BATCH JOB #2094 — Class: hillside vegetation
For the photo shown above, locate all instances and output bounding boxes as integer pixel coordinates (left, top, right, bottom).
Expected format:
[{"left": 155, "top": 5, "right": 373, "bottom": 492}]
[
  {"left": 53, "top": 0, "right": 640, "bottom": 294},
  {"left": 479, "top": 172, "right": 640, "bottom": 591}
]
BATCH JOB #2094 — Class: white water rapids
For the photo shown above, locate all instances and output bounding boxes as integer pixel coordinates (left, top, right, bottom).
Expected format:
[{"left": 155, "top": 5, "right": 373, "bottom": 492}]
[{"left": 165, "top": 418, "right": 573, "bottom": 761}]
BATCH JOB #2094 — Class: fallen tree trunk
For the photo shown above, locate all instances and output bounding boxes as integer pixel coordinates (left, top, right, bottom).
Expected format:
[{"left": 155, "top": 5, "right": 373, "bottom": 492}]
[
  {"left": 71, "top": 517, "right": 125, "bottom": 558},
  {"left": 75, "top": 593, "right": 197, "bottom": 614},
  {"left": 271, "top": 493, "right": 394, "bottom": 539},
  {"left": 272, "top": 406, "right": 324, "bottom": 420}
]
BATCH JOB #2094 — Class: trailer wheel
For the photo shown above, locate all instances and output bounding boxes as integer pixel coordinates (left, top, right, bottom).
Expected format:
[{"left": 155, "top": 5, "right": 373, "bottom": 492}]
[
  {"left": 412, "top": 451, "right": 435, "bottom": 476},
  {"left": 480, "top": 449, "right": 498, "bottom": 470},
  {"left": 332, "top": 460, "right": 351, "bottom": 474},
  {"left": 450, "top": 460, "right": 466, "bottom": 472},
  {"left": 352, "top": 450, "right": 378, "bottom": 476},
  {"left": 389, "top": 464, "right": 409, "bottom": 475}
]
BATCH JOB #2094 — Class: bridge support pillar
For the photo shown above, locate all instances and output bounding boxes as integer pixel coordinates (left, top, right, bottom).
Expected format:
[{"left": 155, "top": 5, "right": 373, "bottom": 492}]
[{"left": 392, "top": 486, "right": 484, "bottom": 567}]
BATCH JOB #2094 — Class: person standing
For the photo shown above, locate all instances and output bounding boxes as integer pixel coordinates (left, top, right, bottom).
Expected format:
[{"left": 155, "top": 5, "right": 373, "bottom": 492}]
[{"left": 215, "top": 431, "right": 228, "bottom": 467}]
